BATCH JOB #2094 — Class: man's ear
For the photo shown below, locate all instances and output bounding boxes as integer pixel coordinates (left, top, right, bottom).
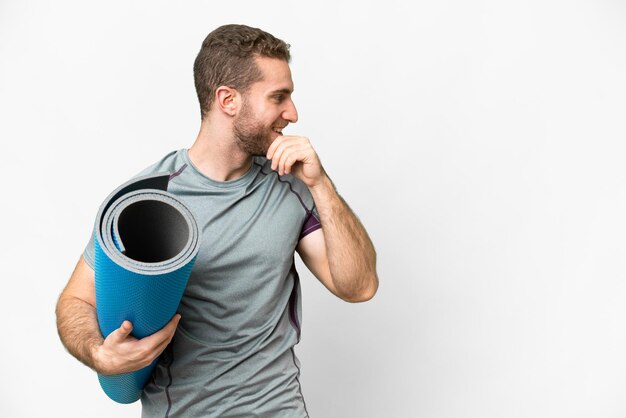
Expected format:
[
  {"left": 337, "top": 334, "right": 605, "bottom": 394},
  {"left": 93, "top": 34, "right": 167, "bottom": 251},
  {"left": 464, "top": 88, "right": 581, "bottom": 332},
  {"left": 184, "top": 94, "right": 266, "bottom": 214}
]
[{"left": 214, "top": 86, "right": 239, "bottom": 117}]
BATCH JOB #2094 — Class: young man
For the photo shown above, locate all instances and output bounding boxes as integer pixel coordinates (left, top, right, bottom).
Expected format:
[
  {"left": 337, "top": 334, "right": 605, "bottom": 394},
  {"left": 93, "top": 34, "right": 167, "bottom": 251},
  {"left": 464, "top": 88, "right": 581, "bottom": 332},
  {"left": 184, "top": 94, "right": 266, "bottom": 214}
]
[{"left": 56, "top": 24, "right": 378, "bottom": 417}]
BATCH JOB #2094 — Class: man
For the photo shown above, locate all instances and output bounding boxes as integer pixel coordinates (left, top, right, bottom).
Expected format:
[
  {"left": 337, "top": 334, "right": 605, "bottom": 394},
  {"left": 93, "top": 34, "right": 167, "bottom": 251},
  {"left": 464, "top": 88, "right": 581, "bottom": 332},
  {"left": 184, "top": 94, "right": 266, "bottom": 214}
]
[{"left": 56, "top": 24, "right": 378, "bottom": 417}]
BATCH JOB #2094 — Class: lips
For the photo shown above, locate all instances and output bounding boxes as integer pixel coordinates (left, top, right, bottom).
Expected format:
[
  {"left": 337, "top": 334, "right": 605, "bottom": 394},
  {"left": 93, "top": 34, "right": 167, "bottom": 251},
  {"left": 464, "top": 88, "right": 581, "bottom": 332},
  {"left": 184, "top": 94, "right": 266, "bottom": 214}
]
[{"left": 272, "top": 125, "right": 287, "bottom": 135}]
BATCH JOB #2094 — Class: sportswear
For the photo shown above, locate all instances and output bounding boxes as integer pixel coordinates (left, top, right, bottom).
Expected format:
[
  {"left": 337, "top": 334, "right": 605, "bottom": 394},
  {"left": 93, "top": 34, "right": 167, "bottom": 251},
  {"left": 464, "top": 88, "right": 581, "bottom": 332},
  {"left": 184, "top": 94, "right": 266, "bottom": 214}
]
[{"left": 83, "top": 149, "right": 321, "bottom": 417}]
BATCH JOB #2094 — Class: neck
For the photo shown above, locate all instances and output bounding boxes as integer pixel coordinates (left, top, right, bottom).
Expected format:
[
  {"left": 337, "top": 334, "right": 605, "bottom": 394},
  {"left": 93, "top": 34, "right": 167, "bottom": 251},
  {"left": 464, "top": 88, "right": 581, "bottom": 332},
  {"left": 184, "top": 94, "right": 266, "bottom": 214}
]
[{"left": 188, "top": 118, "right": 253, "bottom": 182}]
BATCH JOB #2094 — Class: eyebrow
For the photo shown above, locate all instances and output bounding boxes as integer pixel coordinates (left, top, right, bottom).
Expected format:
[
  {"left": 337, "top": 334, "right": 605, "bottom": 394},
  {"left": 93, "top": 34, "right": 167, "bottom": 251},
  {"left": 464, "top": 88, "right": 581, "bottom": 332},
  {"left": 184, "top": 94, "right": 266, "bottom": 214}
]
[{"left": 269, "top": 88, "right": 293, "bottom": 95}]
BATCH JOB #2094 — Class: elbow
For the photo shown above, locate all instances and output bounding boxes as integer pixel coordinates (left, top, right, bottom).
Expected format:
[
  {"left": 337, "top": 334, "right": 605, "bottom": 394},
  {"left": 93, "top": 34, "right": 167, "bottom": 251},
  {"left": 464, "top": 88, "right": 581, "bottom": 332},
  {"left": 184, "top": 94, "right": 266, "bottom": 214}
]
[{"left": 338, "top": 273, "right": 379, "bottom": 303}]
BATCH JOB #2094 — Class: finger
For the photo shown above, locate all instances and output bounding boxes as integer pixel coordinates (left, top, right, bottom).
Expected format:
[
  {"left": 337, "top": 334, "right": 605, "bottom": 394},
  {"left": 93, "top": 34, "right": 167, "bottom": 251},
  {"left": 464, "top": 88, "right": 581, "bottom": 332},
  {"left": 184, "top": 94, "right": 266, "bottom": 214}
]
[
  {"left": 270, "top": 142, "right": 283, "bottom": 171},
  {"left": 270, "top": 140, "right": 288, "bottom": 171},
  {"left": 273, "top": 142, "right": 293, "bottom": 175},
  {"left": 155, "top": 314, "right": 181, "bottom": 341},
  {"left": 283, "top": 144, "right": 308, "bottom": 174},
  {"left": 140, "top": 314, "right": 181, "bottom": 347},
  {"left": 165, "top": 314, "right": 182, "bottom": 334},
  {"left": 278, "top": 147, "right": 299, "bottom": 175},
  {"left": 137, "top": 334, "right": 171, "bottom": 366},
  {"left": 272, "top": 140, "right": 300, "bottom": 173},
  {"left": 267, "top": 135, "right": 285, "bottom": 160},
  {"left": 277, "top": 147, "right": 291, "bottom": 175},
  {"left": 151, "top": 331, "right": 177, "bottom": 358},
  {"left": 137, "top": 315, "right": 181, "bottom": 362},
  {"left": 279, "top": 143, "right": 309, "bottom": 175},
  {"left": 109, "top": 320, "right": 133, "bottom": 343},
  {"left": 269, "top": 135, "right": 301, "bottom": 165}
]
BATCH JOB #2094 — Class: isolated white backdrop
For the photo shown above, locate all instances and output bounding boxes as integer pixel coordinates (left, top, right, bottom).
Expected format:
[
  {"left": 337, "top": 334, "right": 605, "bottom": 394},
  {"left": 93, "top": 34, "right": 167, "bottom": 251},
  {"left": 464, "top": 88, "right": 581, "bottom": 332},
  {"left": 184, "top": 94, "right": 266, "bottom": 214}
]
[{"left": 1, "top": 0, "right": 625, "bottom": 417}]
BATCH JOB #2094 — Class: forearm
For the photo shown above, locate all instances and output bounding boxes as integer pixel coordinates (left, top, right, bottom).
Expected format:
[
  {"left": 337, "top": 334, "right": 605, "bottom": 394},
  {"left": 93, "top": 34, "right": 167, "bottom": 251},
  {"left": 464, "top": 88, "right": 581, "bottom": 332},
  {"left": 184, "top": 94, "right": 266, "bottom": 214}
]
[
  {"left": 56, "top": 295, "right": 103, "bottom": 371},
  {"left": 309, "top": 174, "right": 378, "bottom": 301}
]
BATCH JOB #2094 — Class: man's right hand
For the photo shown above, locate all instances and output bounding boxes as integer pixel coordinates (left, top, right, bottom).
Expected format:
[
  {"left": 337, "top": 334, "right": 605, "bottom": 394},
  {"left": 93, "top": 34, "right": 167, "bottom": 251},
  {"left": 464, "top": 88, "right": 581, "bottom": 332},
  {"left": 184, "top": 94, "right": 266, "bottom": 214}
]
[
  {"left": 57, "top": 257, "right": 183, "bottom": 375},
  {"left": 93, "top": 314, "right": 181, "bottom": 375}
]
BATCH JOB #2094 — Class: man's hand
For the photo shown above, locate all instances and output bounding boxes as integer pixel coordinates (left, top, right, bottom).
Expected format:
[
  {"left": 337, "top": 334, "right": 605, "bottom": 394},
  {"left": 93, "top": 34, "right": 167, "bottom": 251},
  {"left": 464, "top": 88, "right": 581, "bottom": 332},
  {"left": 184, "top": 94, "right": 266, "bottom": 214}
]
[
  {"left": 57, "top": 258, "right": 184, "bottom": 375},
  {"left": 93, "top": 314, "right": 181, "bottom": 375},
  {"left": 266, "top": 135, "right": 325, "bottom": 188}
]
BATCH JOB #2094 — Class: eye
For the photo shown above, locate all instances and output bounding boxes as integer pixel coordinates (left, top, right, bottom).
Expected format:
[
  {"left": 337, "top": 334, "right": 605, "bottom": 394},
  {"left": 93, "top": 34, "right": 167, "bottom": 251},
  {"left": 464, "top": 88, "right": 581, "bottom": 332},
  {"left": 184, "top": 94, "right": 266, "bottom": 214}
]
[{"left": 273, "top": 94, "right": 285, "bottom": 103}]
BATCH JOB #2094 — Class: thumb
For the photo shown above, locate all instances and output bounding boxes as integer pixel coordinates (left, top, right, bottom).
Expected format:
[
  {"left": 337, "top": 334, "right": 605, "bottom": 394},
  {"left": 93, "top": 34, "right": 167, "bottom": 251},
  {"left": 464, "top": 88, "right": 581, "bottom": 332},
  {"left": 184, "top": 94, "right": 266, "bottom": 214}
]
[{"left": 110, "top": 320, "right": 133, "bottom": 342}]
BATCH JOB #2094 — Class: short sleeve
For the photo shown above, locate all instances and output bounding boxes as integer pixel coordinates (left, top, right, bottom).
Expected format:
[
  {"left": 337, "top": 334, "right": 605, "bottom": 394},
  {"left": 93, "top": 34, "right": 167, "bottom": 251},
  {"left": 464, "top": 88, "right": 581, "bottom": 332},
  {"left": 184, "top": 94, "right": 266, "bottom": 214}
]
[{"left": 299, "top": 205, "right": 321, "bottom": 240}]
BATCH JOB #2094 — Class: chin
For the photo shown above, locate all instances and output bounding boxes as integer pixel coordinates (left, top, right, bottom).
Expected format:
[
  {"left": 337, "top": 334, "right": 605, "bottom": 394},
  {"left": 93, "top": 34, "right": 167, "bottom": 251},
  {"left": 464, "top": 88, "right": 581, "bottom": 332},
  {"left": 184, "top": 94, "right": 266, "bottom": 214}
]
[{"left": 250, "top": 141, "right": 271, "bottom": 158}]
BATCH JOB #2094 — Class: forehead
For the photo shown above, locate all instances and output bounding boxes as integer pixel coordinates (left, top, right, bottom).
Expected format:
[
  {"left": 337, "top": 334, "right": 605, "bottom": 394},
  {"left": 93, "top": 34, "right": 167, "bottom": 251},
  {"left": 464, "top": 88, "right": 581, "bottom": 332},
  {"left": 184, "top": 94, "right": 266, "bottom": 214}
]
[{"left": 252, "top": 56, "right": 294, "bottom": 94}]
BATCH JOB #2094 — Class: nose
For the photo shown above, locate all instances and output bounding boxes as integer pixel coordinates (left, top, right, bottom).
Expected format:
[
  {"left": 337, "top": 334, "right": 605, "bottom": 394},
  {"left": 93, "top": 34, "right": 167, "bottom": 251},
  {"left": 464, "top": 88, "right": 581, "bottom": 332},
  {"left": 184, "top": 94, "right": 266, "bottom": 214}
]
[{"left": 283, "top": 98, "right": 298, "bottom": 123}]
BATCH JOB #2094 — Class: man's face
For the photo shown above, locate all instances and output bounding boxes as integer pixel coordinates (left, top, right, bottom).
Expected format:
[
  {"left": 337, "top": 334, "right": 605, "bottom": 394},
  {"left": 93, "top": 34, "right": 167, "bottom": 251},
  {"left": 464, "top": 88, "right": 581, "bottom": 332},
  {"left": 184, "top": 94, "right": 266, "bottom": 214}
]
[{"left": 233, "top": 57, "right": 298, "bottom": 156}]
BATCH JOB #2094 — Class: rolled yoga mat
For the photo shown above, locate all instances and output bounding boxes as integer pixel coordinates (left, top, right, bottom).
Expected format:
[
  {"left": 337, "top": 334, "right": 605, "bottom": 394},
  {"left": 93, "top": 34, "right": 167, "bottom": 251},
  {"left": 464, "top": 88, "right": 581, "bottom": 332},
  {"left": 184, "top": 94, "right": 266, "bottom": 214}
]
[{"left": 94, "top": 173, "right": 200, "bottom": 404}]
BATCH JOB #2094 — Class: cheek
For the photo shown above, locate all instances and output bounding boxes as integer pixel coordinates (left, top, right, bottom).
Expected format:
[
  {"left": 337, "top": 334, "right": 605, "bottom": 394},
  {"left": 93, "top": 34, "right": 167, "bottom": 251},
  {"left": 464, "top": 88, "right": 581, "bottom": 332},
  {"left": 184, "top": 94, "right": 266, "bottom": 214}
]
[{"left": 256, "top": 104, "right": 280, "bottom": 122}]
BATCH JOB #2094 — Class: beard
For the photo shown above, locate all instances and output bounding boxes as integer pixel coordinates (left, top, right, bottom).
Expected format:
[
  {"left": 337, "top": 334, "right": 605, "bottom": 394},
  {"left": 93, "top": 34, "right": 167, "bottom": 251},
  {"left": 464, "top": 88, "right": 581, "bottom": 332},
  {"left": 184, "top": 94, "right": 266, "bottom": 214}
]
[{"left": 233, "top": 101, "right": 274, "bottom": 157}]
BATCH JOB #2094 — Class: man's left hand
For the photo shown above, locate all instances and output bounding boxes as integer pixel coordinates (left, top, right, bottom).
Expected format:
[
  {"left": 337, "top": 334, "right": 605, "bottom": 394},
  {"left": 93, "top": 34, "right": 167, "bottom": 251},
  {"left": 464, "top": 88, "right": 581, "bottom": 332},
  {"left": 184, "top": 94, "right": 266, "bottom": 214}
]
[{"left": 266, "top": 135, "right": 325, "bottom": 188}]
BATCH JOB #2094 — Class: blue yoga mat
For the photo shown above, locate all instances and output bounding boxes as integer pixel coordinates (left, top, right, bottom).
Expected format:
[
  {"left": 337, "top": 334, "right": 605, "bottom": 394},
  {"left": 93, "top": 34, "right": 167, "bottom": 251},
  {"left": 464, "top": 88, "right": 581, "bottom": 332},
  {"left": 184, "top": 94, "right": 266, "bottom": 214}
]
[{"left": 93, "top": 173, "right": 200, "bottom": 404}]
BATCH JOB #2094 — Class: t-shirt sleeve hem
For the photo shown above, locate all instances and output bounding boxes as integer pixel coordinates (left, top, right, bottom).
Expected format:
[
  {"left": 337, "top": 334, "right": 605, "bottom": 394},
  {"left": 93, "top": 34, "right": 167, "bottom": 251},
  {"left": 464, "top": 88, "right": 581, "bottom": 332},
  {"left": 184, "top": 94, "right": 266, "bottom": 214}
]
[
  {"left": 298, "top": 210, "right": 322, "bottom": 241},
  {"left": 82, "top": 249, "right": 95, "bottom": 269}
]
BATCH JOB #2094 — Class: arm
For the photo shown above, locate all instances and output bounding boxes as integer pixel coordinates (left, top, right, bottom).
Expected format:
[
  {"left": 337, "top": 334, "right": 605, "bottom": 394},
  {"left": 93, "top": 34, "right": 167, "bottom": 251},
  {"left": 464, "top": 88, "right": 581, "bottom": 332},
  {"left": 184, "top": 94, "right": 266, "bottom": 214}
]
[
  {"left": 267, "top": 136, "right": 379, "bottom": 302},
  {"left": 56, "top": 256, "right": 180, "bottom": 375}
]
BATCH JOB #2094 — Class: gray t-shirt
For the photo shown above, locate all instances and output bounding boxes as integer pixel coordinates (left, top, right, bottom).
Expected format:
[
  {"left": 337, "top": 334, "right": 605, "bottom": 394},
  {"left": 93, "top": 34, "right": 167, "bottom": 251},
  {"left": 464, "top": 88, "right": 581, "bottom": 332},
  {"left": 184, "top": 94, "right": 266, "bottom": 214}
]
[{"left": 83, "top": 149, "right": 321, "bottom": 417}]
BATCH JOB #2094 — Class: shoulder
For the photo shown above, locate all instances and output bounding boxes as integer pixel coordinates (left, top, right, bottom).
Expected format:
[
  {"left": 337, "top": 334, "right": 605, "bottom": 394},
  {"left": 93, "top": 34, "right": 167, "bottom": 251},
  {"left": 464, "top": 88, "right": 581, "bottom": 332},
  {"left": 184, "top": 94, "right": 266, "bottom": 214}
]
[
  {"left": 133, "top": 149, "right": 185, "bottom": 179},
  {"left": 252, "top": 156, "right": 315, "bottom": 211}
]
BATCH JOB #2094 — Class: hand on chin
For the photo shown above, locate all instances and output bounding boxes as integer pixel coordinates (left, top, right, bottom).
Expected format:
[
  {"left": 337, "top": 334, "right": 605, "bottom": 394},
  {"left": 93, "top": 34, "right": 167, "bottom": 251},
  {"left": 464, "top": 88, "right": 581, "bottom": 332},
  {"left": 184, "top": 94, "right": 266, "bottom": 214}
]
[{"left": 266, "top": 135, "right": 325, "bottom": 188}]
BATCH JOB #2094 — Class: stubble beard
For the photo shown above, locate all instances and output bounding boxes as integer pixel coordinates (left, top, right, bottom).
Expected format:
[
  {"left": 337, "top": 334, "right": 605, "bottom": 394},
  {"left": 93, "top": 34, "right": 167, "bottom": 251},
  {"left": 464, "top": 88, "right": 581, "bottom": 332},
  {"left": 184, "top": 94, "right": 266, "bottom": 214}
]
[{"left": 233, "top": 102, "right": 273, "bottom": 157}]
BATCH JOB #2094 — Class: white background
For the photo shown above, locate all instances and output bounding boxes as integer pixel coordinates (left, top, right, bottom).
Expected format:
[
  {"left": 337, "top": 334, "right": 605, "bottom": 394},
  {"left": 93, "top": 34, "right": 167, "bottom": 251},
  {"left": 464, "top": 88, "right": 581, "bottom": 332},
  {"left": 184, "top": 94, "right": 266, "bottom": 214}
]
[{"left": 1, "top": 0, "right": 625, "bottom": 417}]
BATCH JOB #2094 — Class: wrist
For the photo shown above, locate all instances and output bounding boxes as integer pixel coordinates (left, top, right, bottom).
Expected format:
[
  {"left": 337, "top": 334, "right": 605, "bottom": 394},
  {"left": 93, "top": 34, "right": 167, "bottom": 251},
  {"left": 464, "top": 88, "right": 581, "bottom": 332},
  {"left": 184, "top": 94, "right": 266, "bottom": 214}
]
[
  {"left": 89, "top": 340, "right": 108, "bottom": 374},
  {"left": 309, "top": 173, "right": 334, "bottom": 196}
]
